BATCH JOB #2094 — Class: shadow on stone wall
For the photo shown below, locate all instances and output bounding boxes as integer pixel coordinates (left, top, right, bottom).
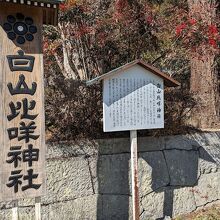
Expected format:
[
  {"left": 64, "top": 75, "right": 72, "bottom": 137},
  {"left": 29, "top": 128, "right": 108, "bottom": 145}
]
[
  {"left": 0, "top": 132, "right": 219, "bottom": 219},
  {"left": 157, "top": 145, "right": 216, "bottom": 220},
  {"left": 97, "top": 154, "right": 130, "bottom": 220},
  {"left": 96, "top": 133, "right": 220, "bottom": 220}
]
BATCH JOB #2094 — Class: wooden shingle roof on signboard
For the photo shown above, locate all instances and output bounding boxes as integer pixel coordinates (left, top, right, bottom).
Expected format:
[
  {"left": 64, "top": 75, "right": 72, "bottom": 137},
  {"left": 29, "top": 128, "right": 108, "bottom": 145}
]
[{"left": 87, "top": 60, "right": 180, "bottom": 87}]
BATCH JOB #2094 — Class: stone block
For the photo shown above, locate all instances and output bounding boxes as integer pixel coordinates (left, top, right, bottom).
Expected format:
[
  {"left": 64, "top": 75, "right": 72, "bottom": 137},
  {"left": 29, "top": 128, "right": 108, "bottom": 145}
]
[
  {"left": 141, "top": 186, "right": 196, "bottom": 219},
  {"left": 172, "top": 187, "right": 196, "bottom": 216},
  {"left": 47, "top": 141, "right": 98, "bottom": 159},
  {"left": 165, "top": 135, "right": 200, "bottom": 151},
  {"left": 138, "top": 136, "right": 165, "bottom": 152},
  {"left": 98, "top": 154, "right": 130, "bottom": 195},
  {"left": 42, "top": 195, "right": 98, "bottom": 220},
  {"left": 193, "top": 172, "right": 220, "bottom": 207},
  {"left": 164, "top": 149, "right": 199, "bottom": 186},
  {"left": 199, "top": 146, "right": 220, "bottom": 174},
  {"left": 41, "top": 156, "right": 95, "bottom": 204},
  {"left": 138, "top": 152, "right": 169, "bottom": 196},
  {"left": 97, "top": 135, "right": 165, "bottom": 155},
  {"left": 97, "top": 138, "right": 130, "bottom": 155},
  {"left": 141, "top": 190, "right": 164, "bottom": 220},
  {"left": 98, "top": 195, "right": 130, "bottom": 220},
  {"left": 190, "top": 132, "right": 220, "bottom": 147}
]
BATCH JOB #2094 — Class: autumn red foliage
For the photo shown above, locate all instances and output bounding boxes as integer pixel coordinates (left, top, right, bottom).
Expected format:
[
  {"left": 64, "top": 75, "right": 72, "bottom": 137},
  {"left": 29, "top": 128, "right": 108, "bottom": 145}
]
[{"left": 43, "top": 0, "right": 220, "bottom": 139}]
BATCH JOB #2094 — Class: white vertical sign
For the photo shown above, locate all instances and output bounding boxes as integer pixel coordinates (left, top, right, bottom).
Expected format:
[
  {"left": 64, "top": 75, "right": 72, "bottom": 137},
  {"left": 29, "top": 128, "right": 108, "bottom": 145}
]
[{"left": 103, "top": 65, "right": 164, "bottom": 132}]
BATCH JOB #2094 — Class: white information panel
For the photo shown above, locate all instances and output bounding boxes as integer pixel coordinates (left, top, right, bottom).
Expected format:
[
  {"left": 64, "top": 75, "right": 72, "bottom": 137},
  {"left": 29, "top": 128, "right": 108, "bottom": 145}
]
[{"left": 103, "top": 65, "right": 164, "bottom": 132}]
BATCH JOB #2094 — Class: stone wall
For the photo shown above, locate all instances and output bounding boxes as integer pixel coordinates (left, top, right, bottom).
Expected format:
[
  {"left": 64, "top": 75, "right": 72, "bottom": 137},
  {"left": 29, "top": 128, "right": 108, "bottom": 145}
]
[{"left": 0, "top": 132, "right": 220, "bottom": 220}]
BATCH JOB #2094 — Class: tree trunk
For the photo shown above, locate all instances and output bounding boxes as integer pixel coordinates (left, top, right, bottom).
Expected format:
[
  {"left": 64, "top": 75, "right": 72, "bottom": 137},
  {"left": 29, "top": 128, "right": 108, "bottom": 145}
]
[
  {"left": 189, "top": 55, "right": 219, "bottom": 128},
  {"left": 187, "top": 0, "right": 219, "bottom": 129}
]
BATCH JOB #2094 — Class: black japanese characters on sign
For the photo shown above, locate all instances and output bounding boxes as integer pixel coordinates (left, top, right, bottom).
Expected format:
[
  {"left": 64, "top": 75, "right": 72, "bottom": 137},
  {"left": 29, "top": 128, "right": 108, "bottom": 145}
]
[
  {"left": 7, "top": 145, "right": 39, "bottom": 168},
  {"left": 7, "top": 169, "right": 41, "bottom": 193},
  {"left": 156, "top": 83, "right": 162, "bottom": 119},
  {"left": 104, "top": 75, "right": 164, "bottom": 132},
  {"left": 6, "top": 144, "right": 40, "bottom": 192},
  {"left": 5, "top": 47, "right": 41, "bottom": 193},
  {"left": 7, "top": 74, "right": 37, "bottom": 96},
  {"left": 3, "top": 13, "right": 37, "bottom": 45},
  {"left": 7, "top": 121, "right": 40, "bottom": 143},
  {"left": 7, "top": 98, "right": 38, "bottom": 121},
  {"left": 7, "top": 50, "right": 35, "bottom": 72}
]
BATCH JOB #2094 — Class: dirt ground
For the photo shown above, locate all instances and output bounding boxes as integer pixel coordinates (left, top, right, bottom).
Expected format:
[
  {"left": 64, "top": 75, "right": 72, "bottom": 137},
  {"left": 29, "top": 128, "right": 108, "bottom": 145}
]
[{"left": 174, "top": 204, "right": 220, "bottom": 220}]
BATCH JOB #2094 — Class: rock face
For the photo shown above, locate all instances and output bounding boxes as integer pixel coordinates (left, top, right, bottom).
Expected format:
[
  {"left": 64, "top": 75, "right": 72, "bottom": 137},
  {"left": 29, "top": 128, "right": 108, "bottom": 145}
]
[{"left": 0, "top": 132, "right": 220, "bottom": 219}]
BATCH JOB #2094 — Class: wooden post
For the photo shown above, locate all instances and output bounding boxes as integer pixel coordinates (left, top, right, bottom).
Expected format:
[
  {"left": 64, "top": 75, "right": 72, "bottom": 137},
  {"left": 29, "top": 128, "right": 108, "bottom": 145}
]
[
  {"left": 0, "top": 3, "right": 46, "bottom": 202},
  {"left": 12, "top": 200, "right": 18, "bottom": 220},
  {"left": 35, "top": 197, "right": 41, "bottom": 220},
  {"left": 130, "top": 130, "right": 140, "bottom": 220}
]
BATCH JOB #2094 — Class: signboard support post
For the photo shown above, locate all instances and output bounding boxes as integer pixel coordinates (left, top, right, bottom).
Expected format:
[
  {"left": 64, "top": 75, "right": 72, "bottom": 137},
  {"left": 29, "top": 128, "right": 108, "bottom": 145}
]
[
  {"left": 12, "top": 200, "right": 18, "bottom": 220},
  {"left": 35, "top": 197, "right": 41, "bottom": 220},
  {"left": 130, "top": 130, "right": 140, "bottom": 220}
]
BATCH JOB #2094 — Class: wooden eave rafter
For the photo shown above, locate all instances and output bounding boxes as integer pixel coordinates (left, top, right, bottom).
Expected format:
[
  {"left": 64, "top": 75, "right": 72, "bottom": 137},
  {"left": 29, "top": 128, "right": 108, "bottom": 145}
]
[
  {"left": 0, "top": 0, "right": 61, "bottom": 9},
  {"left": 0, "top": 0, "right": 63, "bottom": 25}
]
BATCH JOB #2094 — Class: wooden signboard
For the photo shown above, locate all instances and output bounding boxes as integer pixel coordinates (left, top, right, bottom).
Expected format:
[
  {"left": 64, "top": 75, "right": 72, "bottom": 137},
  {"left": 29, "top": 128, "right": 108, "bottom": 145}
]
[
  {"left": 0, "top": 3, "right": 46, "bottom": 201},
  {"left": 103, "top": 65, "right": 164, "bottom": 132},
  {"left": 87, "top": 60, "right": 180, "bottom": 220}
]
